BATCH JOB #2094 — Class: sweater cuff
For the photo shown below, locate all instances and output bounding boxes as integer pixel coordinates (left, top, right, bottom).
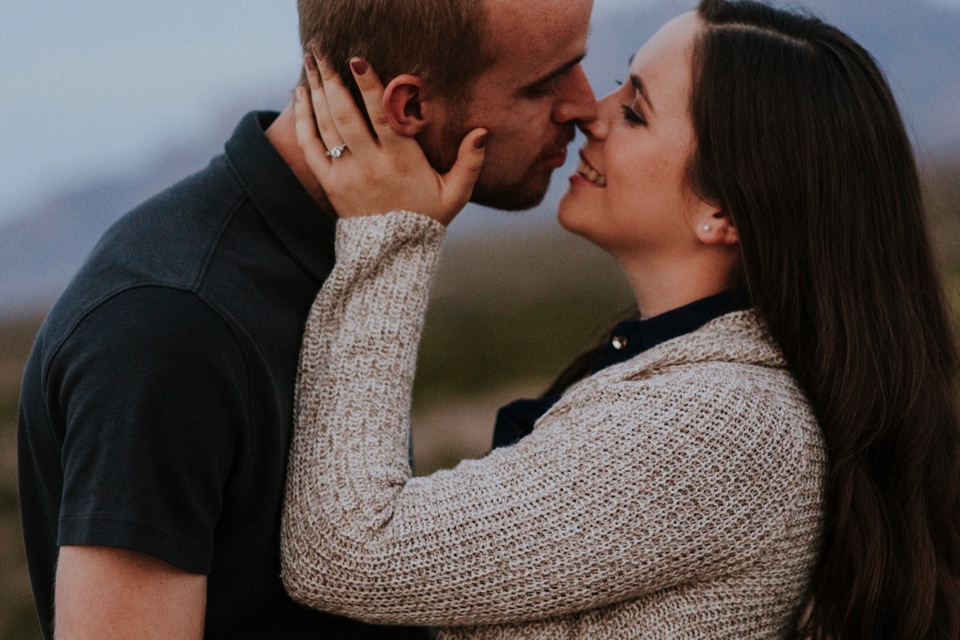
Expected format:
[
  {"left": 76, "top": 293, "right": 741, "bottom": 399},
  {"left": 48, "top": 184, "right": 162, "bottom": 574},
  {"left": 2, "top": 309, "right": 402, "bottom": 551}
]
[{"left": 335, "top": 211, "right": 446, "bottom": 270}]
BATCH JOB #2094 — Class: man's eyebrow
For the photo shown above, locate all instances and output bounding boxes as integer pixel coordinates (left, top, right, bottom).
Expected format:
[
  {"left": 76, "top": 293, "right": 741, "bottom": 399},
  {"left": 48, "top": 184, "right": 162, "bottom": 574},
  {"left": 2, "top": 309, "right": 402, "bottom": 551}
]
[
  {"left": 521, "top": 53, "right": 587, "bottom": 91},
  {"left": 630, "top": 73, "right": 655, "bottom": 114}
]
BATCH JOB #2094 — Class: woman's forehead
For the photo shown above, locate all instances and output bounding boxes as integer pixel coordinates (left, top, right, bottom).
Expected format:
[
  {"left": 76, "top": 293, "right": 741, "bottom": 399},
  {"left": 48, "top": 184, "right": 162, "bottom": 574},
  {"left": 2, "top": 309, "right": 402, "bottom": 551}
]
[{"left": 629, "top": 11, "right": 702, "bottom": 74}]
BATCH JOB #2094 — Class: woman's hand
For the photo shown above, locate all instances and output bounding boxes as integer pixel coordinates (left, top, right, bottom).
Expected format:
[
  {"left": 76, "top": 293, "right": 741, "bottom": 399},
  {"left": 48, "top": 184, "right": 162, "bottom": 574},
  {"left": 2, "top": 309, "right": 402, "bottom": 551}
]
[{"left": 294, "top": 51, "right": 488, "bottom": 226}]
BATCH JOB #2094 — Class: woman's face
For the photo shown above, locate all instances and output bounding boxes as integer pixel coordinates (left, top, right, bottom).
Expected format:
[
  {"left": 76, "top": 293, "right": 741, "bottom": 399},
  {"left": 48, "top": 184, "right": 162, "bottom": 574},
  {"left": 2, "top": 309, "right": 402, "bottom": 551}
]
[{"left": 558, "top": 12, "right": 714, "bottom": 264}]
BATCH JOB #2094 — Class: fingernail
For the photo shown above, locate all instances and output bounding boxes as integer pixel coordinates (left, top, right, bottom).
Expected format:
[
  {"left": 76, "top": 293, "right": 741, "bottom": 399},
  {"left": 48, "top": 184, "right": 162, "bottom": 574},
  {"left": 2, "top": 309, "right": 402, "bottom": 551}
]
[
  {"left": 474, "top": 133, "right": 488, "bottom": 150},
  {"left": 294, "top": 87, "right": 303, "bottom": 102},
  {"left": 350, "top": 58, "right": 368, "bottom": 75}
]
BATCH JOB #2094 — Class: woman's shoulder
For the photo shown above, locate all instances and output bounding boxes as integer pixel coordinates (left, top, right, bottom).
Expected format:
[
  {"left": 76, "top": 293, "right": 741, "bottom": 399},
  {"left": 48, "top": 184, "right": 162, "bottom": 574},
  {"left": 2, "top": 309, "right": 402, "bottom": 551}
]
[
  {"left": 549, "top": 310, "right": 823, "bottom": 469},
  {"left": 635, "top": 309, "right": 787, "bottom": 372},
  {"left": 565, "top": 310, "right": 790, "bottom": 392}
]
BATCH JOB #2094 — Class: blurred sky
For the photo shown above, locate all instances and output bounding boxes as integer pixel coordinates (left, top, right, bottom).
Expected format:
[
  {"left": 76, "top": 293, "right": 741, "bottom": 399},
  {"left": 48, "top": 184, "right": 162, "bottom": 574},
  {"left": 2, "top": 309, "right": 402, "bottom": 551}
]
[{"left": 1, "top": 0, "right": 959, "bottom": 226}]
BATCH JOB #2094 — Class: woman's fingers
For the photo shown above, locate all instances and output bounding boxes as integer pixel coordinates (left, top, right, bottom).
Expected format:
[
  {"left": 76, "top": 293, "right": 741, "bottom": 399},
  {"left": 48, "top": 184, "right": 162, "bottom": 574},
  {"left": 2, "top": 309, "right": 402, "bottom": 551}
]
[
  {"left": 294, "top": 51, "right": 488, "bottom": 225},
  {"left": 437, "top": 128, "right": 488, "bottom": 224},
  {"left": 294, "top": 87, "right": 332, "bottom": 175},
  {"left": 312, "top": 51, "right": 376, "bottom": 154},
  {"left": 347, "top": 58, "right": 404, "bottom": 147},
  {"left": 303, "top": 53, "right": 342, "bottom": 154}
]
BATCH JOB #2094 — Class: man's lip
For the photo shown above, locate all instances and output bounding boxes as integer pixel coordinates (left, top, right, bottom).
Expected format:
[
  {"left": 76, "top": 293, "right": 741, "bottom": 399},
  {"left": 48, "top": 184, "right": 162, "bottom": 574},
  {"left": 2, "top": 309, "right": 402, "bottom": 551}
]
[
  {"left": 544, "top": 132, "right": 575, "bottom": 165},
  {"left": 544, "top": 148, "right": 568, "bottom": 168}
]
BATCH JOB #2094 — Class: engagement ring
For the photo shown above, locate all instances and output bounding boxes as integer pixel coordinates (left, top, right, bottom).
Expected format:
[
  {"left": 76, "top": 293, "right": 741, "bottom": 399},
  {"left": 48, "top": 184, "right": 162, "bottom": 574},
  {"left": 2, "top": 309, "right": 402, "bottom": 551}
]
[{"left": 325, "top": 144, "right": 348, "bottom": 158}]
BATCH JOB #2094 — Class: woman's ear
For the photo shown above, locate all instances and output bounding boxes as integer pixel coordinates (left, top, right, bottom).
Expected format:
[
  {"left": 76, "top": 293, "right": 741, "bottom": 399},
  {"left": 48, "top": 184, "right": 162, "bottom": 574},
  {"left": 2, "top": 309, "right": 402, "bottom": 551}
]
[
  {"left": 382, "top": 74, "right": 428, "bottom": 137},
  {"left": 695, "top": 210, "right": 739, "bottom": 246}
]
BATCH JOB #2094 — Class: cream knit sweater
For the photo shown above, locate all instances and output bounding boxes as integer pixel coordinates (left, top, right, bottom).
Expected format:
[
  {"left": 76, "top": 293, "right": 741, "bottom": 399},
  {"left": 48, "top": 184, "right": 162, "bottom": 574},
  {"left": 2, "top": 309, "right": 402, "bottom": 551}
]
[{"left": 281, "top": 211, "right": 826, "bottom": 639}]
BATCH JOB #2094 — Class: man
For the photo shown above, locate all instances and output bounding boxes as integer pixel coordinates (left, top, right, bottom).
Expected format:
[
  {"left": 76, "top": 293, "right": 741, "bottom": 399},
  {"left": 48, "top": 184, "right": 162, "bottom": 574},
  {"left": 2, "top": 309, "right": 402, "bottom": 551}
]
[{"left": 17, "top": 0, "right": 596, "bottom": 637}]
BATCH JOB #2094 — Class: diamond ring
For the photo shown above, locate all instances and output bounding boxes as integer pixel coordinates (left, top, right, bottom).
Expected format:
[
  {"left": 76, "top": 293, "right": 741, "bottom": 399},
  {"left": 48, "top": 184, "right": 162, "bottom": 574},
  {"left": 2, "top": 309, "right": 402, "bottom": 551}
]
[{"left": 325, "top": 144, "right": 348, "bottom": 159}]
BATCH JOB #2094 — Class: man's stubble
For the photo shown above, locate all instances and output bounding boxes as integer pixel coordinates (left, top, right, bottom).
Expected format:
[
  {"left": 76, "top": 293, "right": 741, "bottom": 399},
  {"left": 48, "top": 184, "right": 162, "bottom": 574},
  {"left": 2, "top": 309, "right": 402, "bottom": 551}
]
[{"left": 417, "top": 96, "right": 557, "bottom": 213}]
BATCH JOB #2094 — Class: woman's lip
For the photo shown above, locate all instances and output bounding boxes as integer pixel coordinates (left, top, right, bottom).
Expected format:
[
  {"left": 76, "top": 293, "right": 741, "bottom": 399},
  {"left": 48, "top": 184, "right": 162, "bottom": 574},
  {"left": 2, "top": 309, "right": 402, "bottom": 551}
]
[
  {"left": 578, "top": 150, "right": 600, "bottom": 174},
  {"left": 569, "top": 172, "right": 603, "bottom": 188},
  {"left": 574, "top": 153, "right": 607, "bottom": 187}
]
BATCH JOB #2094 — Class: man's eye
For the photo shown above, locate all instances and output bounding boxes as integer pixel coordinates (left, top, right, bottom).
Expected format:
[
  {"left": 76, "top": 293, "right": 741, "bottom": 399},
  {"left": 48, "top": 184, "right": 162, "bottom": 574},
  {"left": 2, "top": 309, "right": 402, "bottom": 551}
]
[
  {"left": 621, "top": 104, "right": 646, "bottom": 126},
  {"left": 526, "top": 85, "right": 559, "bottom": 98}
]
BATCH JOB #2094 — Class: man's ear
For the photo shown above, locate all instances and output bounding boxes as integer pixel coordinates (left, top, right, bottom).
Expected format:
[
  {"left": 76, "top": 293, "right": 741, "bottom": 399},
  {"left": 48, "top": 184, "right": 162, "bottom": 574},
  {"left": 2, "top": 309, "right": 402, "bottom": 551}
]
[{"left": 383, "top": 74, "right": 429, "bottom": 137}]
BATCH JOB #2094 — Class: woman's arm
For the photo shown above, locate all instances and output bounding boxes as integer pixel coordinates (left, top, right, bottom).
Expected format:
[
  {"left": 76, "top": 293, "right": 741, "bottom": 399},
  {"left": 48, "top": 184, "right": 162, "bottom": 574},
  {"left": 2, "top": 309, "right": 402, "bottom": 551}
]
[{"left": 281, "top": 209, "right": 811, "bottom": 627}]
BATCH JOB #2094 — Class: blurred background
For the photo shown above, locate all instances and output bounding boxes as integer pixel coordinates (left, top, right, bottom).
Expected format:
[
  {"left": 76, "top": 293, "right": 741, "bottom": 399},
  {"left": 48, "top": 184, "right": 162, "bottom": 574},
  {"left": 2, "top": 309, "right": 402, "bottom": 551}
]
[{"left": 1, "top": 0, "right": 958, "bottom": 637}]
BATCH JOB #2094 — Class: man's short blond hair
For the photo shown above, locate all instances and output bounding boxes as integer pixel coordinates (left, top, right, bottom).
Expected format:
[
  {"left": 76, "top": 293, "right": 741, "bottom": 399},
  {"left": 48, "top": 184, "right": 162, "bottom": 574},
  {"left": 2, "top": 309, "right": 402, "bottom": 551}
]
[{"left": 297, "top": 0, "right": 491, "bottom": 103}]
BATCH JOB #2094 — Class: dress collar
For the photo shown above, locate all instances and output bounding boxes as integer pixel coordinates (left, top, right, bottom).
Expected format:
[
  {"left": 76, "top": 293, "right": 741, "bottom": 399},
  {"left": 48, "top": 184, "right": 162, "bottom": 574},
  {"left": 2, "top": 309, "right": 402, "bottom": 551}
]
[{"left": 593, "top": 290, "right": 749, "bottom": 374}]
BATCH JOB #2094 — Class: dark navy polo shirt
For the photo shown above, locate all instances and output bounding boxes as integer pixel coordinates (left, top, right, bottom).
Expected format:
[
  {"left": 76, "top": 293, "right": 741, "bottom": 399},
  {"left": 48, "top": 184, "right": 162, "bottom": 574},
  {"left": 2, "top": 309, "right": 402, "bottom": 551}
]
[
  {"left": 18, "top": 112, "right": 427, "bottom": 640},
  {"left": 492, "top": 291, "right": 747, "bottom": 449}
]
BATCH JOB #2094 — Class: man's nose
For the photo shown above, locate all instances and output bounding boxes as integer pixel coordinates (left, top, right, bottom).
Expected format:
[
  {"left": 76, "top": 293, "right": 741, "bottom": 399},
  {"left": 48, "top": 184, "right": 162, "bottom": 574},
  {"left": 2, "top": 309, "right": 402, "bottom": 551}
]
[
  {"left": 579, "top": 91, "right": 617, "bottom": 140},
  {"left": 552, "top": 65, "right": 598, "bottom": 125}
]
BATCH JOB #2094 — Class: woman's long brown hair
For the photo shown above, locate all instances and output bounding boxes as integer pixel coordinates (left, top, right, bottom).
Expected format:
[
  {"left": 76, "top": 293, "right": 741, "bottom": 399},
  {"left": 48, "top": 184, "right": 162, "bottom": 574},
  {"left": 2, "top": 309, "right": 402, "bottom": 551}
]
[
  {"left": 549, "top": 0, "right": 960, "bottom": 636},
  {"left": 692, "top": 1, "right": 960, "bottom": 636}
]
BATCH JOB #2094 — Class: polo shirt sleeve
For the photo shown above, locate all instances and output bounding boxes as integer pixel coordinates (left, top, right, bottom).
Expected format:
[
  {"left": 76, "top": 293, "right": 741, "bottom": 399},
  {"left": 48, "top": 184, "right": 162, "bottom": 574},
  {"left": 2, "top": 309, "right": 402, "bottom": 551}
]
[{"left": 47, "top": 286, "right": 248, "bottom": 574}]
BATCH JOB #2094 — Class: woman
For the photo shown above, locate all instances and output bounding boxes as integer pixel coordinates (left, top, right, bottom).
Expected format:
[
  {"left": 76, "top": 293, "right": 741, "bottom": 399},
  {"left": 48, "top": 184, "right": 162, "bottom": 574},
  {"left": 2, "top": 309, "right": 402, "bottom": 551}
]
[{"left": 281, "top": 0, "right": 960, "bottom": 637}]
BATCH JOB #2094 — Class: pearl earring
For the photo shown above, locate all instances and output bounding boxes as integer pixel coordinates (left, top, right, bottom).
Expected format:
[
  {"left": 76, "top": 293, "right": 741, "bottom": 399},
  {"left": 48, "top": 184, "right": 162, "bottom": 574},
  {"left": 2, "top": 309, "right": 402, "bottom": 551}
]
[{"left": 703, "top": 224, "right": 712, "bottom": 232}]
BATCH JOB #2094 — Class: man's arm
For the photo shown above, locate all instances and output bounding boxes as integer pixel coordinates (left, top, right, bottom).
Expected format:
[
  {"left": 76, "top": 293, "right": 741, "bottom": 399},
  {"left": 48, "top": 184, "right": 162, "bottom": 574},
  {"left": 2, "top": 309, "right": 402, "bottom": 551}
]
[
  {"left": 55, "top": 546, "right": 206, "bottom": 639},
  {"left": 37, "top": 288, "right": 248, "bottom": 637}
]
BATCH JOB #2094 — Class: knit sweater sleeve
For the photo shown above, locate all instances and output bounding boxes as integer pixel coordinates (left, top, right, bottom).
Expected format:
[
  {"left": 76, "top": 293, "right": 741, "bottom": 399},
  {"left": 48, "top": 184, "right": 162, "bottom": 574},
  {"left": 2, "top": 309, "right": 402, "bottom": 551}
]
[{"left": 281, "top": 211, "right": 812, "bottom": 627}]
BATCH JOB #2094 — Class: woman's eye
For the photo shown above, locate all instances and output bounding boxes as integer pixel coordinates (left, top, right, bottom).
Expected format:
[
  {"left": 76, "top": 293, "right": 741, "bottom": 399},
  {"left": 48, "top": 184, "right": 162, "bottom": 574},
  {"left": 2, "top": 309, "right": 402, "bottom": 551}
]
[{"left": 620, "top": 104, "right": 646, "bottom": 126}]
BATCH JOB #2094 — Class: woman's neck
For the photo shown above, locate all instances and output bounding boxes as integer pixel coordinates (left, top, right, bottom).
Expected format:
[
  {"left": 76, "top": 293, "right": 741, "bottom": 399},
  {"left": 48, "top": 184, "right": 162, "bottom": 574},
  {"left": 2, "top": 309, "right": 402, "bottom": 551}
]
[{"left": 617, "top": 248, "right": 739, "bottom": 320}]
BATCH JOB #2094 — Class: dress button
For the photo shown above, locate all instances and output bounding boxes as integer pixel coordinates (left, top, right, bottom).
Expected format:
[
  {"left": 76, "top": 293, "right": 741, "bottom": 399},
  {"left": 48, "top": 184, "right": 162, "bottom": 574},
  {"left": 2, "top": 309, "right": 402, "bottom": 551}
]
[{"left": 611, "top": 336, "right": 628, "bottom": 350}]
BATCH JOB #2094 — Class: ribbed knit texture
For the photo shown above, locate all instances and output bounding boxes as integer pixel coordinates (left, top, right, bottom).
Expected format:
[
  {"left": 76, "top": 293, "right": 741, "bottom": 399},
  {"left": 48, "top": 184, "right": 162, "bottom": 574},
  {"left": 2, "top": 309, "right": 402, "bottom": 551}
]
[{"left": 281, "top": 211, "right": 826, "bottom": 638}]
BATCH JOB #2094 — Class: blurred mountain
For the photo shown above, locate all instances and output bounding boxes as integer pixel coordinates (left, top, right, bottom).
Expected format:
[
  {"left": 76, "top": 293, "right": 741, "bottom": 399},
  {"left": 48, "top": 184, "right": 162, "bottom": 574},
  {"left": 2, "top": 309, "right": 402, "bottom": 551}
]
[
  {"left": 0, "top": 126, "right": 238, "bottom": 320},
  {"left": 0, "top": 82, "right": 299, "bottom": 321},
  {"left": 2, "top": 0, "right": 959, "bottom": 320}
]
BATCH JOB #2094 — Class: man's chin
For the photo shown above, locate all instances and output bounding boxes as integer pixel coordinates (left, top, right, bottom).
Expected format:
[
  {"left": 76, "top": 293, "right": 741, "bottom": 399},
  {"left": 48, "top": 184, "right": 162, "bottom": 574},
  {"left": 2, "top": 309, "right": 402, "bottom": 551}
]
[{"left": 470, "top": 177, "right": 551, "bottom": 212}]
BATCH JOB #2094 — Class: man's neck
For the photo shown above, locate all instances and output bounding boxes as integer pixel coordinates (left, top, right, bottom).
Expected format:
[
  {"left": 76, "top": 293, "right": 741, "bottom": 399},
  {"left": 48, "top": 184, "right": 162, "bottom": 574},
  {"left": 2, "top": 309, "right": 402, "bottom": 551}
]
[{"left": 265, "top": 104, "right": 334, "bottom": 212}]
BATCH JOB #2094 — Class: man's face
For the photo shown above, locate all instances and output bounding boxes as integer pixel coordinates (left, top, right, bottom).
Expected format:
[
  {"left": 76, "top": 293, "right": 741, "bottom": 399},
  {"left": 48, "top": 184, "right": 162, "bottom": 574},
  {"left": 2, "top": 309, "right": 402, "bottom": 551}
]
[{"left": 424, "top": 0, "right": 598, "bottom": 211}]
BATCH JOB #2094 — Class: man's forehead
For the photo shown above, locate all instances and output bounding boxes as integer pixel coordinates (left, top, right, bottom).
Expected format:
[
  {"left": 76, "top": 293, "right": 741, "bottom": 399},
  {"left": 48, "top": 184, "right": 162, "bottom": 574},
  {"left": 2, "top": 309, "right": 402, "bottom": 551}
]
[
  {"left": 481, "top": 0, "right": 592, "bottom": 65},
  {"left": 483, "top": 0, "right": 590, "bottom": 36}
]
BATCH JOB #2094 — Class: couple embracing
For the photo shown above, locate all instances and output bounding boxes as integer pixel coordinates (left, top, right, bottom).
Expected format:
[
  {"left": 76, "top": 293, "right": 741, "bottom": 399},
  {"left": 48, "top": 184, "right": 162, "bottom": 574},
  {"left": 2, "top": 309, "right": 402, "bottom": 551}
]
[{"left": 19, "top": 0, "right": 960, "bottom": 638}]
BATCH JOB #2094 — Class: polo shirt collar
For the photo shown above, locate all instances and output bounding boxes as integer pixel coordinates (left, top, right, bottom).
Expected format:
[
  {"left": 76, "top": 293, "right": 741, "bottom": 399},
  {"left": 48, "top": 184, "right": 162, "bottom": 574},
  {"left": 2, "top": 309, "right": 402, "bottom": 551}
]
[{"left": 224, "top": 111, "right": 337, "bottom": 281}]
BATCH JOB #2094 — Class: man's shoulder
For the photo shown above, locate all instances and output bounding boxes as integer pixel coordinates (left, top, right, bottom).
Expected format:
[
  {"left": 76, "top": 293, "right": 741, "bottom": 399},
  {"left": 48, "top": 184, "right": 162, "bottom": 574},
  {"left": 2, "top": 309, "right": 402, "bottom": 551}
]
[
  {"left": 34, "top": 156, "right": 251, "bottom": 359},
  {"left": 96, "top": 154, "right": 249, "bottom": 286},
  {"left": 36, "top": 285, "right": 243, "bottom": 382}
]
